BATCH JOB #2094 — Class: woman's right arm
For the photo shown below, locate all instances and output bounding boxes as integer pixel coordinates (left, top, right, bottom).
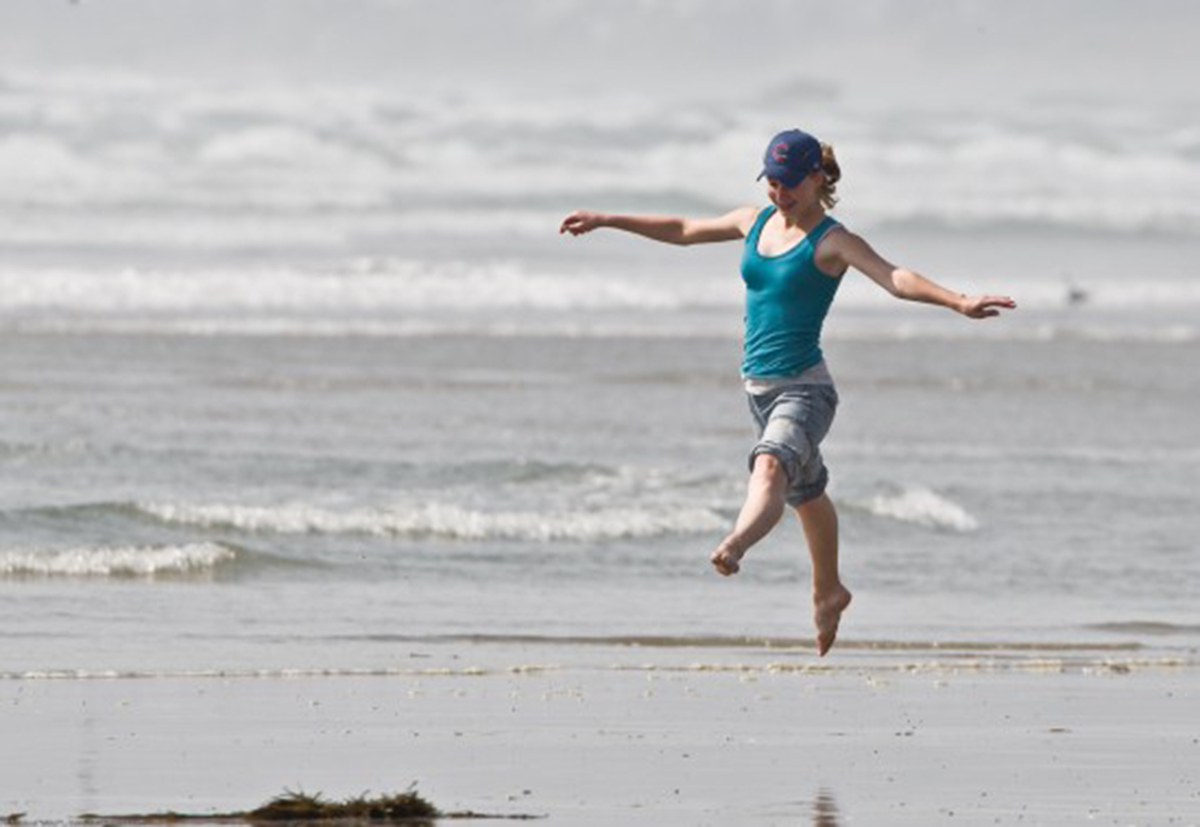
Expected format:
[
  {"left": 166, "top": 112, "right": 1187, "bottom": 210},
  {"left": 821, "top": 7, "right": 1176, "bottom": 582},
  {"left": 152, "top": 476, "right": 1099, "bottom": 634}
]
[{"left": 559, "top": 207, "right": 758, "bottom": 246}]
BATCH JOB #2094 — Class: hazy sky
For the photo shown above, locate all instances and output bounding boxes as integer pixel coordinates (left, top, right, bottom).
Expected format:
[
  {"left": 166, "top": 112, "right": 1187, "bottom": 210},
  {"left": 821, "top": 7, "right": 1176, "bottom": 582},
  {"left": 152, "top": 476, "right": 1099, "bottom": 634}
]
[{"left": 3, "top": 0, "right": 1199, "bottom": 109}]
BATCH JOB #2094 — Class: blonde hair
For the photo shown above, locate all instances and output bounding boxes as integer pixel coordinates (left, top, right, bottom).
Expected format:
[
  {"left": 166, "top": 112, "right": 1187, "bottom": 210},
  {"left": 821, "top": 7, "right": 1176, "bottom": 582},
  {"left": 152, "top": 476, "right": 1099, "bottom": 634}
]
[{"left": 818, "top": 142, "right": 840, "bottom": 210}]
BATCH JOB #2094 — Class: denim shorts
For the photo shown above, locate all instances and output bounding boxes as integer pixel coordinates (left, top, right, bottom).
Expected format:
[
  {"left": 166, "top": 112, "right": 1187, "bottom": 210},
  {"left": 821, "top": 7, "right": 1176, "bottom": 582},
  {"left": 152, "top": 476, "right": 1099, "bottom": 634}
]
[{"left": 746, "top": 383, "right": 839, "bottom": 506}]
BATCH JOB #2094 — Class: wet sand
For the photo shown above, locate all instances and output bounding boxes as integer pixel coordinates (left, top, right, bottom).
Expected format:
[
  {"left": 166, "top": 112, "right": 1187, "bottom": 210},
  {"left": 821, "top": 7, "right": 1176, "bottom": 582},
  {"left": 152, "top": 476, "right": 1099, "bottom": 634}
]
[{"left": 4, "top": 646, "right": 1200, "bottom": 826}]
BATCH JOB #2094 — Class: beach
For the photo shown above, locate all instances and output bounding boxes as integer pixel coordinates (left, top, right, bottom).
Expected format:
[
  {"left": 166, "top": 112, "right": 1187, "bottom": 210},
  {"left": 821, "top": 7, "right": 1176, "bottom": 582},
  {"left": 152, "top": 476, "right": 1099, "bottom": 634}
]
[
  {"left": 5, "top": 643, "right": 1199, "bottom": 826},
  {"left": 4, "top": 2, "right": 1200, "bottom": 824}
]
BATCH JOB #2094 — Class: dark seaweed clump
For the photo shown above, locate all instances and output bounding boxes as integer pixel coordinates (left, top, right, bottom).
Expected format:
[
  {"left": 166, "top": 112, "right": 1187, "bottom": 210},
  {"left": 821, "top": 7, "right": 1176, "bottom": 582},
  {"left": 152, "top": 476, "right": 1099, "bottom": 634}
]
[
  {"left": 77, "top": 786, "right": 541, "bottom": 823},
  {"left": 249, "top": 790, "right": 438, "bottom": 822}
]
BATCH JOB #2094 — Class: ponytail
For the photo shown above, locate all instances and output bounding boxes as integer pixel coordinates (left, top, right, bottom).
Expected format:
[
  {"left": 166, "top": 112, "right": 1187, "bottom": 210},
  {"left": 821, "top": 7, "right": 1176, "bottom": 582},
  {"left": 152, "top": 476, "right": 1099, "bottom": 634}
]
[{"left": 818, "top": 142, "right": 840, "bottom": 210}]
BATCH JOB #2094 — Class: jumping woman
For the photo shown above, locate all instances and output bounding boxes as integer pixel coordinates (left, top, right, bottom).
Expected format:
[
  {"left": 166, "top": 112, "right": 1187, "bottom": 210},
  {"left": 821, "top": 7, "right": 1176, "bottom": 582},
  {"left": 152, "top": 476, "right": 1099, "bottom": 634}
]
[{"left": 560, "top": 128, "right": 1015, "bottom": 656}]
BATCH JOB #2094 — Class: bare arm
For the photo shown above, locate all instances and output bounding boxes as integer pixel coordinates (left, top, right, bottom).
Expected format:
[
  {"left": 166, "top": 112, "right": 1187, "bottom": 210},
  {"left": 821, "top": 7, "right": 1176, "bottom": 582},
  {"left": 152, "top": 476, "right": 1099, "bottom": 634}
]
[
  {"left": 559, "top": 207, "right": 758, "bottom": 246},
  {"left": 825, "top": 230, "right": 1016, "bottom": 318}
]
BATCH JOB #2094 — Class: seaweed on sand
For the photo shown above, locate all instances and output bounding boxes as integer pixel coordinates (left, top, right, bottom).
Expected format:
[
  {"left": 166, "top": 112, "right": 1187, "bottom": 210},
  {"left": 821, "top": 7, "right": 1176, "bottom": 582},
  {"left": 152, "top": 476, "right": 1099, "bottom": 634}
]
[
  {"left": 248, "top": 789, "right": 438, "bottom": 821},
  {"left": 77, "top": 787, "right": 542, "bottom": 824}
]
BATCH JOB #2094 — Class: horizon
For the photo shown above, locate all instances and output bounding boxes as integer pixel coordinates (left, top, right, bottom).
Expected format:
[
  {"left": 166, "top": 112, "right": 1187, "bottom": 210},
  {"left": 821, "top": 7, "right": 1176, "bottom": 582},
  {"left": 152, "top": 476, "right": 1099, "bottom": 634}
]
[{"left": 2, "top": 0, "right": 1199, "bottom": 110}]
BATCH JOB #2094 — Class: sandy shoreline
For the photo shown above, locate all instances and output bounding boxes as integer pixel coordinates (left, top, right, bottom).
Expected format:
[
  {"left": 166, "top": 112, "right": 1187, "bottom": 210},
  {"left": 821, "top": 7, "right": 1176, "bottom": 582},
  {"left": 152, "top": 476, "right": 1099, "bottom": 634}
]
[{"left": 4, "top": 647, "right": 1199, "bottom": 826}]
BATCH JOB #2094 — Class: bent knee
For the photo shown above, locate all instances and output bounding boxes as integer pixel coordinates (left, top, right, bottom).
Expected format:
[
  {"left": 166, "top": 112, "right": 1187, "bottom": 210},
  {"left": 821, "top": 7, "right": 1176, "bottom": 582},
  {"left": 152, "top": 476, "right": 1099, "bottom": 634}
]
[{"left": 751, "top": 452, "right": 789, "bottom": 486}]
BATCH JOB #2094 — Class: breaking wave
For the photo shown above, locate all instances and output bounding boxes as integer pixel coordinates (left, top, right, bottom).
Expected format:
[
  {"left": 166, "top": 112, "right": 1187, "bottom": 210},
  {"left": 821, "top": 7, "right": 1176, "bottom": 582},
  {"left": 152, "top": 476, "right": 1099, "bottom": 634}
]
[
  {"left": 854, "top": 487, "right": 980, "bottom": 532},
  {"left": 134, "top": 501, "right": 727, "bottom": 542},
  {"left": 5, "top": 260, "right": 1200, "bottom": 317},
  {"left": 4, "top": 71, "right": 1200, "bottom": 239},
  {"left": 0, "top": 542, "right": 236, "bottom": 577},
  {"left": 0, "top": 260, "right": 731, "bottom": 316}
]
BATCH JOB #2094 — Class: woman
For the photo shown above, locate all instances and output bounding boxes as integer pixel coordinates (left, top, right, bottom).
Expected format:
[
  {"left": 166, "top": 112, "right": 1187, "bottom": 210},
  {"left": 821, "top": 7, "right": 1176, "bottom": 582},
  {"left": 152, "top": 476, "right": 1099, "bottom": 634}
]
[{"left": 559, "top": 128, "right": 1015, "bottom": 656}]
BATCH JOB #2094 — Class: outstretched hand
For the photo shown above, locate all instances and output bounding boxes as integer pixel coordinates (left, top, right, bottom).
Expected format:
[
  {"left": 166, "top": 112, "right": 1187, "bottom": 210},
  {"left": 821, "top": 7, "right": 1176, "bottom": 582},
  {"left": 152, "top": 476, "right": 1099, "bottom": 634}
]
[
  {"left": 559, "top": 210, "right": 604, "bottom": 236},
  {"left": 960, "top": 295, "right": 1017, "bottom": 319}
]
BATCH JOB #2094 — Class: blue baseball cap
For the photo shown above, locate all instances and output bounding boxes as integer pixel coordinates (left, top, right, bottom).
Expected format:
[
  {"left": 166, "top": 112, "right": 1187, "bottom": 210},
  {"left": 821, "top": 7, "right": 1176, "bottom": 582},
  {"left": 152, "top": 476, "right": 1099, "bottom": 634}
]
[{"left": 757, "top": 129, "right": 823, "bottom": 188}]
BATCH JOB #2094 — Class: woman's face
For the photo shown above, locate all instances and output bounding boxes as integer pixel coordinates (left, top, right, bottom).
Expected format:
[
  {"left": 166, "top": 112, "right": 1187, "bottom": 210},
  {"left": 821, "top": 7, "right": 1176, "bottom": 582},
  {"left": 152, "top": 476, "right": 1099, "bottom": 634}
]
[{"left": 766, "top": 172, "right": 822, "bottom": 212}]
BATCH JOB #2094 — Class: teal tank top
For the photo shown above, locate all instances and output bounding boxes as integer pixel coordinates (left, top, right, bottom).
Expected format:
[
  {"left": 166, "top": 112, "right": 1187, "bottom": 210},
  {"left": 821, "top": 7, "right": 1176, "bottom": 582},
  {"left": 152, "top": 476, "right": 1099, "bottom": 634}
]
[{"left": 740, "top": 206, "right": 843, "bottom": 378}]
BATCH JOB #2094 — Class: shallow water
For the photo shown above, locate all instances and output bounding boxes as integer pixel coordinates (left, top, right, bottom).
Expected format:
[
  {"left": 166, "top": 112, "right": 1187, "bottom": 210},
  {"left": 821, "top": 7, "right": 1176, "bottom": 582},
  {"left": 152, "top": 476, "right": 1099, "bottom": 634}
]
[
  {"left": 2, "top": 67, "right": 1199, "bottom": 680},
  {"left": 2, "top": 317, "right": 1197, "bottom": 677}
]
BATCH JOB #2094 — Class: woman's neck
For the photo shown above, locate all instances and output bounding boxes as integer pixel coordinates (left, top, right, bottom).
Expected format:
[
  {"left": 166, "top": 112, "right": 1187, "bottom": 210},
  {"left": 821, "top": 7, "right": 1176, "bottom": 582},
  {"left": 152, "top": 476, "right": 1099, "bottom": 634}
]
[{"left": 778, "top": 201, "right": 825, "bottom": 230}]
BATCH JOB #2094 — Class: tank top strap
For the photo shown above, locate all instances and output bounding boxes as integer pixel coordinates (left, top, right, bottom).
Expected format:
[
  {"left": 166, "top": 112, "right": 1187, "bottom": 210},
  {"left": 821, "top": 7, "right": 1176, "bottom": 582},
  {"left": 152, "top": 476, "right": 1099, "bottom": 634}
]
[
  {"left": 805, "top": 215, "right": 840, "bottom": 249},
  {"left": 746, "top": 205, "right": 776, "bottom": 247},
  {"left": 747, "top": 208, "right": 839, "bottom": 253}
]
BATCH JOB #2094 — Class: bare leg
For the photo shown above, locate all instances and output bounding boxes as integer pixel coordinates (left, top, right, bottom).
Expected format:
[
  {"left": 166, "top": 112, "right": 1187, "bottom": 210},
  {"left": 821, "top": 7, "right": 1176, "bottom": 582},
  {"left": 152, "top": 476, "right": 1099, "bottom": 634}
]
[
  {"left": 710, "top": 454, "right": 788, "bottom": 576},
  {"left": 795, "top": 492, "right": 852, "bottom": 656}
]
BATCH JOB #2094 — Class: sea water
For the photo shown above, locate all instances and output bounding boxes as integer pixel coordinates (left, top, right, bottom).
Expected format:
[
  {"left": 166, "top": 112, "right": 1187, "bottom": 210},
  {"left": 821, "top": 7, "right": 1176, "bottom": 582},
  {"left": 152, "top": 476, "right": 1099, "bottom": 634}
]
[{"left": 1, "top": 69, "right": 1198, "bottom": 681}]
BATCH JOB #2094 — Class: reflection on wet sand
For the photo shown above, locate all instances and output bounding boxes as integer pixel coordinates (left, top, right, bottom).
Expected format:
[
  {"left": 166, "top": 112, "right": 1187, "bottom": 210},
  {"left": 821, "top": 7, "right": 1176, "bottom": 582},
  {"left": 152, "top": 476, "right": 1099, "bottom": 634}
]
[{"left": 812, "top": 788, "right": 841, "bottom": 827}]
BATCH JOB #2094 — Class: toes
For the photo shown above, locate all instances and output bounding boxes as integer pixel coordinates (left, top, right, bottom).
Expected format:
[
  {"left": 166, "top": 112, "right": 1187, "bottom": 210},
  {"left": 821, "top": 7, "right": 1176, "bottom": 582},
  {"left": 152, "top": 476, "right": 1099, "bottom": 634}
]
[
  {"left": 814, "top": 596, "right": 848, "bottom": 656},
  {"left": 711, "top": 556, "right": 738, "bottom": 576},
  {"left": 710, "top": 548, "right": 741, "bottom": 576},
  {"left": 817, "top": 627, "right": 837, "bottom": 657}
]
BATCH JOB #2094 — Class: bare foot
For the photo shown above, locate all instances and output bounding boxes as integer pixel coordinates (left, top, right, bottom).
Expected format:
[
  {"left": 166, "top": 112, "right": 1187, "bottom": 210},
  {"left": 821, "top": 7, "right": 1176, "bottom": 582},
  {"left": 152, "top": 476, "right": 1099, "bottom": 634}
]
[
  {"left": 813, "top": 586, "right": 852, "bottom": 656},
  {"left": 710, "top": 539, "right": 745, "bottom": 576}
]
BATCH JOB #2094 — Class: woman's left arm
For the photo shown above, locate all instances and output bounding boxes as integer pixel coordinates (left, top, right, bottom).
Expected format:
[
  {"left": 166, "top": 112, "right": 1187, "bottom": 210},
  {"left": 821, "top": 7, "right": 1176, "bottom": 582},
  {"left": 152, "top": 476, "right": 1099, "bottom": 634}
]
[{"left": 826, "top": 230, "right": 1016, "bottom": 319}]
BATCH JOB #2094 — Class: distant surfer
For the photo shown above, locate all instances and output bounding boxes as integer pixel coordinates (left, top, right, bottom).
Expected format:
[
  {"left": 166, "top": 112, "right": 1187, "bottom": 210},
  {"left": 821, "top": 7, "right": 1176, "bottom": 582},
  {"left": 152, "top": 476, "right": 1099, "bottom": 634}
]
[{"left": 560, "top": 128, "right": 1015, "bottom": 655}]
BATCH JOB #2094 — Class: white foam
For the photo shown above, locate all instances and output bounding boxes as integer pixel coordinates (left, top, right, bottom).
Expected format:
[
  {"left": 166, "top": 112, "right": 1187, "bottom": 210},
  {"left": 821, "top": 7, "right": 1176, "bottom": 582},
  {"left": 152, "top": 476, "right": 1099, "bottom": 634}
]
[
  {"left": 858, "top": 487, "right": 979, "bottom": 532},
  {"left": 4, "top": 308, "right": 1193, "bottom": 346},
  {"left": 136, "top": 501, "right": 727, "bottom": 542},
  {"left": 0, "top": 542, "right": 235, "bottom": 577},
  {"left": 7, "top": 655, "right": 1193, "bottom": 682},
  {"left": 0, "top": 260, "right": 718, "bottom": 315},
  {"left": 3, "top": 71, "right": 1200, "bottom": 236},
  {"left": 837, "top": 441, "right": 1200, "bottom": 468},
  {"left": 2, "top": 257, "right": 1198, "bottom": 338}
]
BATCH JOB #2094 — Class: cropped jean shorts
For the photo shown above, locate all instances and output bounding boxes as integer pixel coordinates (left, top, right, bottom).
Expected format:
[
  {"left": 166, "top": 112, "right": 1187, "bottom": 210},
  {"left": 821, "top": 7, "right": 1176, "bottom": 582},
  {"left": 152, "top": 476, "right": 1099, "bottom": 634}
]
[{"left": 746, "top": 383, "right": 839, "bottom": 506}]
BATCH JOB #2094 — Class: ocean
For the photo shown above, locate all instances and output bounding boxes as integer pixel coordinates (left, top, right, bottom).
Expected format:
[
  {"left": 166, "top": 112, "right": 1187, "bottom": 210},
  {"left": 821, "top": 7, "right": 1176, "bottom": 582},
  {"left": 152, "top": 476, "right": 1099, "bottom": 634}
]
[{"left": 2, "top": 54, "right": 1199, "bottom": 684}]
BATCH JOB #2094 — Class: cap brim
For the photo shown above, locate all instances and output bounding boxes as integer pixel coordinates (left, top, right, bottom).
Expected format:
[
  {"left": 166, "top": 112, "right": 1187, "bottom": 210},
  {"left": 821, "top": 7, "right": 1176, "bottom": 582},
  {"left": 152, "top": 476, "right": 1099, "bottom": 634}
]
[{"left": 757, "top": 168, "right": 803, "bottom": 188}]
